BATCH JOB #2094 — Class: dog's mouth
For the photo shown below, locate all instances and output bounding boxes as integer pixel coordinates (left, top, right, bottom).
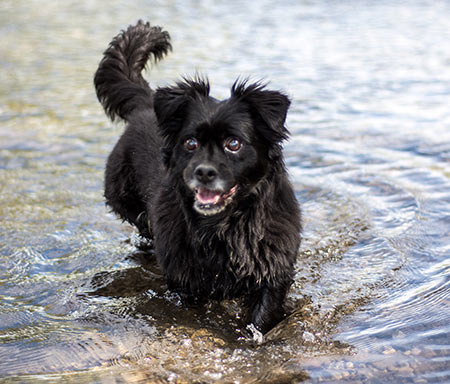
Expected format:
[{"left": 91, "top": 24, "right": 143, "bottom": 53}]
[{"left": 193, "top": 185, "right": 237, "bottom": 215}]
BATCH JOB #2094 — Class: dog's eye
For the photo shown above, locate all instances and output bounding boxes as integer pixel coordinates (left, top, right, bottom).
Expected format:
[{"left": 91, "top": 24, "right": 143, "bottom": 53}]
[
  {"left": 185, "top": 138, "right": 199, "bottom": 151},
  {"left": 224, "top": 138, "right": 242, "bottom": 152}
]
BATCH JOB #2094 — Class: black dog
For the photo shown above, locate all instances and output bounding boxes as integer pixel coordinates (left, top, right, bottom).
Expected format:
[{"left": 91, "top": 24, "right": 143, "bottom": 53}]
[{"left": 94, "top": 21, "right": 301, "bottom": 336}]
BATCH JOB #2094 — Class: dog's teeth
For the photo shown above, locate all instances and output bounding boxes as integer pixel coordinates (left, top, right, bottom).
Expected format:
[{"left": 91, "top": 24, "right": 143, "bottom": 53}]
[{"left": 193, "top": 185, "right": 237, "bottom": 215}]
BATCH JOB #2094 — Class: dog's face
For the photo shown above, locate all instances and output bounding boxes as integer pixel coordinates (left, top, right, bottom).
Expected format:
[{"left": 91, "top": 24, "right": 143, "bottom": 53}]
[{"left": 154, "top": 78, "right": 290, "bottom": 216}]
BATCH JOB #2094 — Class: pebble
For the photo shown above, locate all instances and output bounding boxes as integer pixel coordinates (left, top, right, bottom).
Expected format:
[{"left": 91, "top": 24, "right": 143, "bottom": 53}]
[
  {"left": 382, "top": 346, "right": 396, "bottom": 355},
  {"left": 410, "top": 347, "right": 422, "bottom": 356},
  {"left": 302, "top": 331, "right": 316, "bottom": 343}
]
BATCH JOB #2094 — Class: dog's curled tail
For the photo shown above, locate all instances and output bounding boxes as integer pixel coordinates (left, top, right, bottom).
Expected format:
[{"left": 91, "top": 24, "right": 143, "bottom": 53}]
[{"left": 94, "top": 20, "right": 171, "bottom": 122}]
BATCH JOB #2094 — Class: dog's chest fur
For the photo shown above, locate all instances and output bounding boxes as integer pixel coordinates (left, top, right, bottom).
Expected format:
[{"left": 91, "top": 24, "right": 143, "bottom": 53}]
[{"left": 150, "top": 179, "right": 292, "bottom": 299}]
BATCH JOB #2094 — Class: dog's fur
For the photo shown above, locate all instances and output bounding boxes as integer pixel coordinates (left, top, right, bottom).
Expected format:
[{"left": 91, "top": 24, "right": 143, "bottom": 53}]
[{"left": 94, "top": 21, "right": 301, "bottom": 335}]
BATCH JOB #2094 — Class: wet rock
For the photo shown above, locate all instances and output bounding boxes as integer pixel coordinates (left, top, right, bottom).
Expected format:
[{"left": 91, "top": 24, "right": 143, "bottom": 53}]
[
  {"left": 421, "top": 348, "right": 436, "bottom": 358},
  {"left": 252, "top": 365, "right": 309, "bottom": 384},
  {"left": 394, "top": 364, "right": 414, "bottom": 377},
  {"left": 371, "top": 358, "right": 394, "bottom": 371},
  {"left": 191, "top": 328, "right": 226, "bottom": 348}
]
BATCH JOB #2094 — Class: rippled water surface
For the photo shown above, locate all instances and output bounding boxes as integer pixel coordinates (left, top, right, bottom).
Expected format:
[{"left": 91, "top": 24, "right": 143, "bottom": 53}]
[{"left": 1, "top": 1, "right": 450, "bottom": 383}]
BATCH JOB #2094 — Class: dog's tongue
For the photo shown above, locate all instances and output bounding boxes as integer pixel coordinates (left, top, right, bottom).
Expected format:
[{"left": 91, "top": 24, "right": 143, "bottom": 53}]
[{"left": 196, "top": 188, "right": 222, "bottom": 205}]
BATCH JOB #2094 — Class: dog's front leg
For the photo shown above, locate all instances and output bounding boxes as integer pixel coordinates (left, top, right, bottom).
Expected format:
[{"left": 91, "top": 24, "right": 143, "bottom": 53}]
[{"left": 248, "top": 282, "right": 289, "bottom": 336}]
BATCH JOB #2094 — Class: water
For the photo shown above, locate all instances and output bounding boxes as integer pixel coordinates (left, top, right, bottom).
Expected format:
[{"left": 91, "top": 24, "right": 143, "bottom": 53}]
[{"left": 1, "top": 0, "right": 449, "bottom": 382}]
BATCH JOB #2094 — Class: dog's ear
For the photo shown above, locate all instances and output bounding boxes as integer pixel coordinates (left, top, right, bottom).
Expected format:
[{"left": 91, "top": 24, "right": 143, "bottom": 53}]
[
  {"left": 154, "top": 77, "right": 210, "bottom": 167},
  {"left": 231, "top": 80, "right": 291, "bottom": 145},
  {"left": 154, "top": 77, "right": 211, "bottom": 139},
  {"left": 153, "top": 86, "right": 190, "bottom": 141}
]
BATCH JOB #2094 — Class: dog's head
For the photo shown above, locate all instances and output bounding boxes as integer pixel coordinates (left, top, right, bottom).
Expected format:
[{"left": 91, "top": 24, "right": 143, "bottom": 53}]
[{"left": 154, "top": 77, "right": 290, "bottom": 216}]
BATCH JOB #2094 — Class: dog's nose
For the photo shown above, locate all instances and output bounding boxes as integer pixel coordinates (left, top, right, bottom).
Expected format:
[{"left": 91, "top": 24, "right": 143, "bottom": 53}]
[{"left": 194, "top": 164, "right": 218, "bottom": 183}]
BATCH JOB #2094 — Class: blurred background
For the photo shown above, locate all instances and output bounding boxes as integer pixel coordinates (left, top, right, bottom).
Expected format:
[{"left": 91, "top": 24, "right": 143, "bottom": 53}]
[{"left": 1, "top": 1, "right": 449, "bottom": 382}]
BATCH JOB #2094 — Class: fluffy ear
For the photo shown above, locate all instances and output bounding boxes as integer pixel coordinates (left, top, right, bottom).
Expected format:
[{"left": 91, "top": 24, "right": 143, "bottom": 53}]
[
  {"left": 153, "top": 86, "right": 190, "bottom": 142},
  {"left": 231, "top": 80, "right": 291, "bottom": 144},
  {"left": 154, "top": 77, "right": 210, "bottom": 167},
  {"left": 154, "top": 77, "right": 210, "bottom": 141}
]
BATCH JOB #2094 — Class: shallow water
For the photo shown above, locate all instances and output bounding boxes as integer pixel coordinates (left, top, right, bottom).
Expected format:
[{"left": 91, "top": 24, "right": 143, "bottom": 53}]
[{"left": 1, "top": 0, "right": 450, "bottom": 383}]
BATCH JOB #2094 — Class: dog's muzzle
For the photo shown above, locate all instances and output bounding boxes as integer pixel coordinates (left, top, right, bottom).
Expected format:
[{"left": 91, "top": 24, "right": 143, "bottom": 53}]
[
  {"left": 187, "top": 164, "right": 237, "bottom": 216},
  {"left": 193, "top": 185, "right": 238, "bottom": 215}
]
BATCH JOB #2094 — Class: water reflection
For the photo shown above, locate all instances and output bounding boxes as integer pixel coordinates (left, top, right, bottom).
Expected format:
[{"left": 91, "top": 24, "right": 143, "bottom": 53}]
[{"left": 1, "top": 0, "right": 450, "bottom": 382}]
